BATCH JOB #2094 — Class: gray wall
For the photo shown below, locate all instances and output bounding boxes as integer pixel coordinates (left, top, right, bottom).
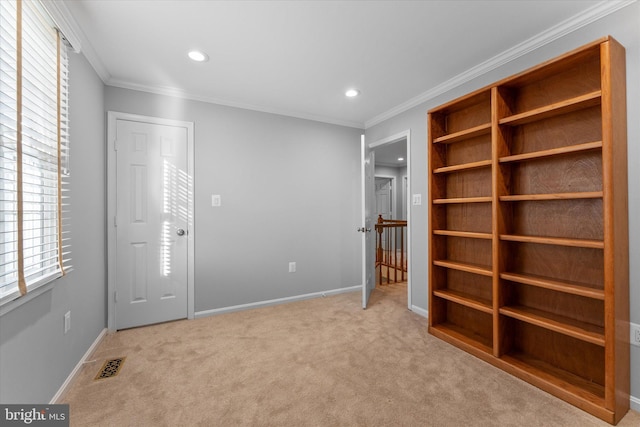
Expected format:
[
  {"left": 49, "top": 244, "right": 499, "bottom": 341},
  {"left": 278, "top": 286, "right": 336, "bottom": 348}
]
[
  {"left": 104, "top": 87, "right": 363, "bottom": 313},
  {"left": 365, "top": 3, "right": 640, "bottom": 406},
  {"left": 0, "top": 52, "right": 106, "bottom": 403}
]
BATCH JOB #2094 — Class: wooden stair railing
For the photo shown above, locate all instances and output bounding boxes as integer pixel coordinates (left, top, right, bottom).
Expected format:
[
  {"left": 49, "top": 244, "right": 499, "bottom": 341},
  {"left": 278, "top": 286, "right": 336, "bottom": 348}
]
[{"left": 375, "top": 215, "right": 408, "bottom": 285}]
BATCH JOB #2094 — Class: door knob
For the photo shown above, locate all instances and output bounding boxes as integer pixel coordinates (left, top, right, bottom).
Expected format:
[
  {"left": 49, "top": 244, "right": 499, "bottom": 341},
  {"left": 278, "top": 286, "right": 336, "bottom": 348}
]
[{"left": 176, "top": 228, "right": 186, "bottom": 236}]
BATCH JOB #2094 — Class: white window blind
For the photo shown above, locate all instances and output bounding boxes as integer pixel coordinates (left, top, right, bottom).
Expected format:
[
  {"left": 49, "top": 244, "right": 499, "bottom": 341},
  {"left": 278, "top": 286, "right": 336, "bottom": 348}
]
[{"left": 0, "top": 0, "right": 71, "bottom": 306}]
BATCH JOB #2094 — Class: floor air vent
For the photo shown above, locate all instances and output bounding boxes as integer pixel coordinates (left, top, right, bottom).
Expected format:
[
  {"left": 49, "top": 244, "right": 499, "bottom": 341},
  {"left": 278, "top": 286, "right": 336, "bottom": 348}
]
[{"left": 95, "top": 357, "right": 126, "bottom": 380}]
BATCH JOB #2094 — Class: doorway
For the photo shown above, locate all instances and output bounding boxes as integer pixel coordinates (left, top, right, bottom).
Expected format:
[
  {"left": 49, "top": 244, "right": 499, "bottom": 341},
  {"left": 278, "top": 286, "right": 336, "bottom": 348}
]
[
  {"left": 107, "top": 112, "right": 195, "bottom": 330},
  {"left": 368, "top": 130, "right": 411, "bottom": 309},
  {"left": 375, "top": 177, "right": 395, "bottom": 220}
]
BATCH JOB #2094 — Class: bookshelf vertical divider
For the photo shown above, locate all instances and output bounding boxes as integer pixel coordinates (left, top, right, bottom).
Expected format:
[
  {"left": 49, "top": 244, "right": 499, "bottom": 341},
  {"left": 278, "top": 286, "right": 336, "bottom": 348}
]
[{"left": 427, "top": 36, "right": 629, "bottom": 425}]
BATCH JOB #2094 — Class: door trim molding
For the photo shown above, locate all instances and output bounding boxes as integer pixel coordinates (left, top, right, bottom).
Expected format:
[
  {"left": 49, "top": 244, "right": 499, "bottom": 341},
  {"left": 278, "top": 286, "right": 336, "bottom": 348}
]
[
  {"left": 368, "top": 129, "right": 411, "bottom": 310},
  {"left": 106, "top": 111, "right": 195, "bottom": 330}
]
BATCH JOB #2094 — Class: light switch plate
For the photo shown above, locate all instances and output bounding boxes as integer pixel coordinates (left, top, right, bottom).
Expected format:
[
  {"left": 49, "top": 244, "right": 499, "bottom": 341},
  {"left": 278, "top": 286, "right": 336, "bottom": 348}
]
[
  {"left": 631, "top": 322, "right": 640, "bottom": 347},
  {"left": 212, "top": 195, "right": 221, "bottom": 207},
  {"left": 412, "top": 194, "right": 422, "bottom": 205}
]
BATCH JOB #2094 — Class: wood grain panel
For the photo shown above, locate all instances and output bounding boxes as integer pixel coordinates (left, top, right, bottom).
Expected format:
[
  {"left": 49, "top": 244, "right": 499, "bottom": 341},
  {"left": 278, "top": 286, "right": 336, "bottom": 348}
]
[
  {"left": 504, "top": 242, "right": 603, "bottom": 288},
  {"left": 509, "top": 320, "right": 605, "bottom": 388},
  {"left": 500, "top": 272, "right": 604, "bottom": 300},
  {"left": 445, "top": 167, "right": 492, "bottom": 199},
  {"left": 445, "top": 133, "right": 492, "bottom": 166},
  {"left": 506, "top": 282, "right": 604, "bottom": 327},
  {"left": 446, "top": 236, "right": 492, "bottom": 267},
  {"left": 429, "top": 293, "right": 448, "bottom": 326},
  {"left": 446, "top": 301, "right": 493, "bottom": 344},
  {"left": 505, "top": 50, "right": 601, "bottom": 114},
  {"left": 438, "top": 91, "right": 492, "bottom": 134},
  {"left": 509, "top": 106, "right": 602, "bottom": 154},
  {"left": 445, "top": 203, "right": 492, "bottom": 233},
  {"left": 509, "top": 152, "right": 602, "bottom": 195},
  {"left": 433, "top": 123, "right": 491, "bottom": 144},
  {"left": 446, "top": 269, "right": 493, "bottom": 303},
  {"left": 509, "top": 199, "right": 603, "bottom": 240},
  {"left": 602, "top": 37, "right": 630, "bottom": 423}
]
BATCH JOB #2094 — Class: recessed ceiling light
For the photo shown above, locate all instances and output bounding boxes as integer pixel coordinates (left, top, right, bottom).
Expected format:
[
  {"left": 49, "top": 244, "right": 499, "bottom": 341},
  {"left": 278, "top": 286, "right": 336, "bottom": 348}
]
[
  {"left": 345, "top": 89, "right": 360, "bottom": 98},
  {"left": 188, "top": 50, "right": 209, "bottom": 62}
]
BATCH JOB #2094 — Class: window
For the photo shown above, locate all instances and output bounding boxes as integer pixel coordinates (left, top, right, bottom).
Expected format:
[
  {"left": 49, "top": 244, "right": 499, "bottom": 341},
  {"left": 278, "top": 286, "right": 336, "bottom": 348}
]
[{"left": 0, "top": 0, "right": 71, "bottom": 306}]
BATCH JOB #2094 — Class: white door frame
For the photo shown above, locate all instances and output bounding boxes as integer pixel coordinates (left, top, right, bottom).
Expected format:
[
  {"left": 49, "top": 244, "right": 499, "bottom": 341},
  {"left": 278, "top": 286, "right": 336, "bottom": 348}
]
[
  {"left": 106, "top": 111, "right": 195, "bottom": 330},
  {"left": 402, "top": 175, "right": 408, "bottom": 221},
  {"left": 368, "top": 130, "right": 412, "bottom": 310}
]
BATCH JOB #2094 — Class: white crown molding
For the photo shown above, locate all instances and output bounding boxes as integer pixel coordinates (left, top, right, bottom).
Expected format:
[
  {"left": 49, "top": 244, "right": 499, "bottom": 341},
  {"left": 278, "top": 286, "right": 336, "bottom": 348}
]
[
  {"left": 106, "top": 78, "right": 365, "bottom": 129},
  {"left": 46, "top": 1, "right": 111, "bottom": 82},
  {"left": 364, "top": 0, "right": 636, "bottom": 129},
  {"left": 73, "top": 33, "right": 111, "bottom": 83},
  {"left": 39, "top": 0, "right": 81, "bottom": 52}
]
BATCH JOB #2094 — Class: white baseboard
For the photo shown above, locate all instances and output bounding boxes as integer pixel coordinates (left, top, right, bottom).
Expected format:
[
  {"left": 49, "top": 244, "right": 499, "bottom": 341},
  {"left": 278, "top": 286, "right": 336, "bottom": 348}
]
[
  {"left": 410, "top": 305, "right": 428, "bottom": 319},
  {"left": 631, "top": 395, "right": 640, "bottom": 413},
  {"left": 50, "top": 328, "right": 107, "bottom": 404},
  {"left": 195, "top": 285, "right": 361, "bottom": 319}
]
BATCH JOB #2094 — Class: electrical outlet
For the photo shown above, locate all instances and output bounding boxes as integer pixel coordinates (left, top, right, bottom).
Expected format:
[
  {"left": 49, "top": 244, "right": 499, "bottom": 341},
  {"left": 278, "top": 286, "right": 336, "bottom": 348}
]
[
  {"left": 631, "top": 322, "right": 640, "bottom": 347},
  {"left": 288, "top": 262, "right": 296, "bottom": 273},
  {"left": 64, "top": 311, "right": 71, "bottom": 334}
]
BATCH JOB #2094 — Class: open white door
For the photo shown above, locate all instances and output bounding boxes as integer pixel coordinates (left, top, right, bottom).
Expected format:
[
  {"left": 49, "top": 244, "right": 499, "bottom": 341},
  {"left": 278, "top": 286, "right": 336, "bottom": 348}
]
[{"left": 360, "top": 135, "right": 376, "bottom": 308}]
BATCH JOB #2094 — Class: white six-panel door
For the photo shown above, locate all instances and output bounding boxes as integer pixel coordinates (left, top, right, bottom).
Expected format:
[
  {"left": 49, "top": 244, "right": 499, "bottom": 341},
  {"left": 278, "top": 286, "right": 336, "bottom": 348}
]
[{"left": 114, "top": 119, "right": 189, "bottom": 329}]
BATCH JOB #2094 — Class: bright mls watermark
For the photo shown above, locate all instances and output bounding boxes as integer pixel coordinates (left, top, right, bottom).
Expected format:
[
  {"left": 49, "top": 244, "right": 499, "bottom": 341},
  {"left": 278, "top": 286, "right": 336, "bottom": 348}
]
[{"left": 1, "top": 405, "right": 69, "bottom": 426}]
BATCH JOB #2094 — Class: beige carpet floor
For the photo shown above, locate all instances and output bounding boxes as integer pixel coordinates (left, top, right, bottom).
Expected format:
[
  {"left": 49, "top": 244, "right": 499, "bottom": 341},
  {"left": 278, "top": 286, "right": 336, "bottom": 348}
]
[{"left": 62, "top": 283, "right": 640, "bottom": 426}]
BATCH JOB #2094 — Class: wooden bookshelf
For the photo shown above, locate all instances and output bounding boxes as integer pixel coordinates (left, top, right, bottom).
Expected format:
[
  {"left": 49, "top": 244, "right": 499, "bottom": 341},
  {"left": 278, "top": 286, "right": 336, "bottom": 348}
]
[
  {"left": 499, "top": 141, "right": 602, "bottom": 163},
  {"left": 433, "top": 259, "right": 492, "bottom": 277},
  {"left": 427, "top": 37, "right": 629, "bottom": 424},
  {"left": 433, "top": 159, "right": 492, "bottom": 174},
  {"left": 432, "top": 196, "right": 492, "bottom": 204},
  {"left": 498, "top": 90, "right": 601, "bottom": 126},
  {"left": 499, "top": 234, "right": 604, "bottom": 249},
  {"left": 500, "top": 272, "right": 605, "bottom": 300},
  {"left": 432, "top": 122, "right": 491, "bottom": 144},
  {"left": 432, "top": 230, "right": 492, "bottom": 240},
  {"left": 500, "top": 192, "right": 603, "bottom": 202}
]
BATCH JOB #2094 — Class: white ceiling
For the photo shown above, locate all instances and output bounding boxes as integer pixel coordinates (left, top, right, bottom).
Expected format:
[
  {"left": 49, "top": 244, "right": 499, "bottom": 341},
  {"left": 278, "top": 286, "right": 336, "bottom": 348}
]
[
  {"left": 61, "top": 0, "right": 619, "bottom": 128},
  {"left": 375, "top": 140, "right": 407, "bottom": 168}
]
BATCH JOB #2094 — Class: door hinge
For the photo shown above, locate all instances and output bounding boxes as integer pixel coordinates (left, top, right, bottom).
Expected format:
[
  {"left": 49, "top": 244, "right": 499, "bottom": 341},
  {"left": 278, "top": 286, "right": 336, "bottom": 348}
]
[
  {"left": 114, "top": 291, "right": 118, "bottom": 302},
  {"left": 114, "top": 216, "right": 117, "bottom": 227},
  {"left": 113, "top": 139, "right": 118, "bottom": 151}
]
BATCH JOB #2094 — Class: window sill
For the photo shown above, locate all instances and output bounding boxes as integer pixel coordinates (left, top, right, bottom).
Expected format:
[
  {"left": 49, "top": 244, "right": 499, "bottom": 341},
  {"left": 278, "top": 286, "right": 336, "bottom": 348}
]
[{"left": 0, "top": 273, "right": 63, "bottom": 317}]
